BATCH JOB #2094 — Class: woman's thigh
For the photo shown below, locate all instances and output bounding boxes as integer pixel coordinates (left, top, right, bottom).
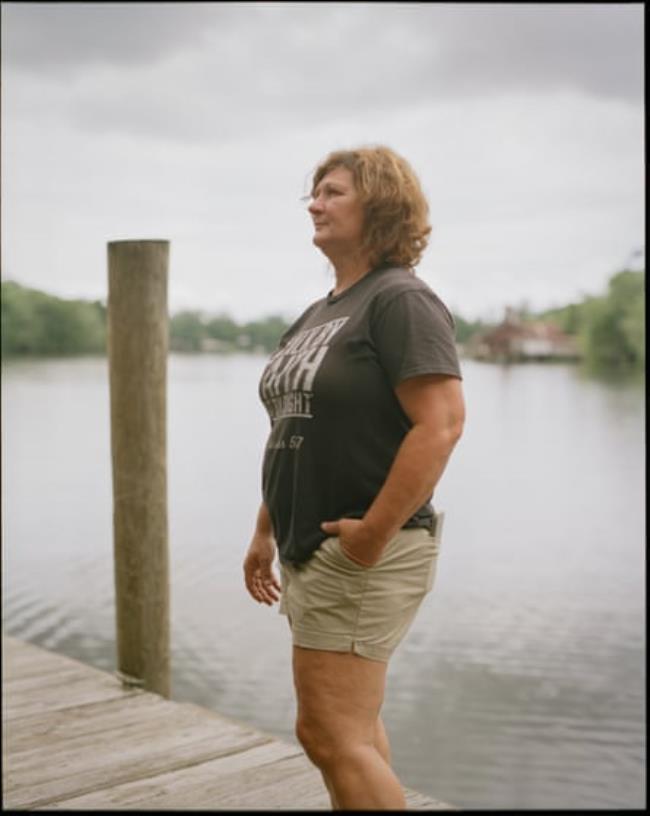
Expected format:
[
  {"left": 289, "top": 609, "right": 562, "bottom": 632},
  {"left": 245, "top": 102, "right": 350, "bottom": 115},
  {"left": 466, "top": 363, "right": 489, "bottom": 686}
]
[{"left": 293, "top": 646, "right": 387, "bottom": 745}]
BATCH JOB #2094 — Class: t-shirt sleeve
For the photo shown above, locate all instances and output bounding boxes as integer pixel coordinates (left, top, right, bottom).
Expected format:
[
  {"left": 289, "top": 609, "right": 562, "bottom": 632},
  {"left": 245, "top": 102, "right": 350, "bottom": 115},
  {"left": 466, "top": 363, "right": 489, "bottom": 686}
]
[{"left": 372, "top": 289, "right": 463, "bottom": 387}]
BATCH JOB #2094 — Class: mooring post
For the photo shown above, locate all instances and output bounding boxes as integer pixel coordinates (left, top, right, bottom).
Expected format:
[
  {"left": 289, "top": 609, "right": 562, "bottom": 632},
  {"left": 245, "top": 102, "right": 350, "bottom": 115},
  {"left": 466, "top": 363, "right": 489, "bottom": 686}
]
[{"left": 107, "top": 240, "right": 170, "bottom": 698}]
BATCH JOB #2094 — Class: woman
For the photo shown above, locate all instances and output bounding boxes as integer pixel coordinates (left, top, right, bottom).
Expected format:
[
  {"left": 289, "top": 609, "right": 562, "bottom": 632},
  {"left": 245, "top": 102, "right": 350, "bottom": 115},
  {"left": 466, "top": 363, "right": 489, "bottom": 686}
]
[{"left": 243, "top": 145, "right": 465, "bottom": 810}]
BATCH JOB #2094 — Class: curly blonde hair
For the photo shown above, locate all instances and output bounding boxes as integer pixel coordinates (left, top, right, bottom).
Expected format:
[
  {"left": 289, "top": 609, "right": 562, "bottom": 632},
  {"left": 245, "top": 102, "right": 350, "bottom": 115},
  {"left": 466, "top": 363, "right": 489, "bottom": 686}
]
[{"left": 310, "top": 145, "right": 431, "bottom": 271}]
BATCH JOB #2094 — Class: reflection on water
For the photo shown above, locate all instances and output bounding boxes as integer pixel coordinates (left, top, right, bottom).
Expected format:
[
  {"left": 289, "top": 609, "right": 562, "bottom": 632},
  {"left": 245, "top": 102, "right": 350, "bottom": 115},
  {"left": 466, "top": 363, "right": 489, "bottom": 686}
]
[{"left": 1, "top": 355, "right": 645, "bottom": 809}]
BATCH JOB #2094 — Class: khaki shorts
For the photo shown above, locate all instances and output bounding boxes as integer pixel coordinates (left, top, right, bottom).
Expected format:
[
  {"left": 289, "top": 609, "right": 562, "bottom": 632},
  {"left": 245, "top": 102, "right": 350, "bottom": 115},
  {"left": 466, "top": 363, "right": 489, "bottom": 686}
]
[{"left": 278, "top": 514, "right": 443, "bottom": 663}]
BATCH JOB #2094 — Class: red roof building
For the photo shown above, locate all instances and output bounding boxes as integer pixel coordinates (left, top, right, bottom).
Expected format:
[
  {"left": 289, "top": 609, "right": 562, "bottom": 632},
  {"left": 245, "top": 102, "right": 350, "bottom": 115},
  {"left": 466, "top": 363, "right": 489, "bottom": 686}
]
[{"left": 469, "top": 308, "right": 582, "bottom": 362}]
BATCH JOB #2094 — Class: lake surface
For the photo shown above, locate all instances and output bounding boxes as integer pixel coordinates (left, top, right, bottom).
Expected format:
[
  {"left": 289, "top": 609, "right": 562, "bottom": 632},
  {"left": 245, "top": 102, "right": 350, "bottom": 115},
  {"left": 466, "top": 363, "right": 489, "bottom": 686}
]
[{"left": 1, "top": 354, "right": 645, "bottom": 809}]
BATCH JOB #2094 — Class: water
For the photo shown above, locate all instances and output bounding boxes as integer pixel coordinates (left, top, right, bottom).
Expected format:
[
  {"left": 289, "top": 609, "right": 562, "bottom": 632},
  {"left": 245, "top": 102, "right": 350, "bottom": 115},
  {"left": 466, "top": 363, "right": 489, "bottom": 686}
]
[{"left": 1, "top": 354, "right": 645, "bottom": 809}]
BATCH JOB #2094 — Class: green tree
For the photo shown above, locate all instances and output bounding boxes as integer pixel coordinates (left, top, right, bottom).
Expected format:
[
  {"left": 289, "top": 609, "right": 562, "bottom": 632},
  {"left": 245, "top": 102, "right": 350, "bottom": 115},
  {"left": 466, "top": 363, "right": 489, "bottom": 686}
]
[
  {"left": 242, "top": 315, "right": 290, "bottom": 351},
  {"left": 204, "top": 313, "right": 240, "bottom": 345},
  {"left": 1, "top": 281, "right": 106, "bottom": 356},
  {"left": 1, "top": 281, "right": 38, "bottom": 354},
  {"left": 539, "top": 302, "right": 582, "bottom": 335},
  {"left": 451, "top": 313, "right": 487, "bottom": 344},
  {"left": 609, "top": 269, "right": 645, "bottom": 365},
  {"left": 169, "top": 311, "right": 206, "bottom": 352},
  {"left": 579, "top": 270, "right": 644, "bottom": 369}
]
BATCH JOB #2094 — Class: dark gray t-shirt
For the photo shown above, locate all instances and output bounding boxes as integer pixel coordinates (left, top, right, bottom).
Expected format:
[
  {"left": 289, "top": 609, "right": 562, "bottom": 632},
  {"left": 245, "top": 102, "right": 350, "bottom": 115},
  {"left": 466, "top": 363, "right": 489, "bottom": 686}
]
[{"left": 259, "top": 265, "right": 462, "bottom": 566}]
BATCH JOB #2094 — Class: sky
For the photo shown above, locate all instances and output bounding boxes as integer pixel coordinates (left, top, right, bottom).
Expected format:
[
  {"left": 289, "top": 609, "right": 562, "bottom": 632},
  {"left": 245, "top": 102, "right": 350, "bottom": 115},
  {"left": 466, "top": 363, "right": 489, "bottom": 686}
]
[{"left": 1, "top": 2, "right": 644, "bottom": 323}]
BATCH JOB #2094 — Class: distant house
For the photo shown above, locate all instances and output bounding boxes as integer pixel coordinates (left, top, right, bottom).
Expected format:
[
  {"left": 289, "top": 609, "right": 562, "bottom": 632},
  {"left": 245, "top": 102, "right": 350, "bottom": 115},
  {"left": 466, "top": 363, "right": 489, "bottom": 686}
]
[
  {"left": 200, "top": 337, "right": 233, "bottom": 353},
  {"left": 468, "top": 307, "right": 582, "bottom": 362}
]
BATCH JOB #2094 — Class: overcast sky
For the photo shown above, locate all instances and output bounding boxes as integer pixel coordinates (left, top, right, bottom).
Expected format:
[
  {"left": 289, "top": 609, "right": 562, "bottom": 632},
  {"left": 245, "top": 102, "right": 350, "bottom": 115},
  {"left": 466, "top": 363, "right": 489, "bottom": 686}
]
[{"left": 1, "top": 2, "right": 644, "bottom": 322}]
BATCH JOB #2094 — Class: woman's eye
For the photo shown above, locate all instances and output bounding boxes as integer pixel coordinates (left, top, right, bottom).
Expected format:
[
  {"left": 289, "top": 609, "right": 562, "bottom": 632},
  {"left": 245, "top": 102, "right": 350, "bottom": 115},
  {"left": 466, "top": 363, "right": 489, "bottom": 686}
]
[{"left": 306, "top": 188, "right": 344, "bottom": 204}]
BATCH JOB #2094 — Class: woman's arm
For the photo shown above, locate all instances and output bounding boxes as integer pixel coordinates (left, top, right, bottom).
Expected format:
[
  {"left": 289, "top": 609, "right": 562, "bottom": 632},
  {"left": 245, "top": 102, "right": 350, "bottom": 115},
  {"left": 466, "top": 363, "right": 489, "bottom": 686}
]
[
  {"left": 243, "top": 501, "right": 282, "bottom": 604},
  {"left": 253, "top": 500, "right": 275, "bottom": 537},
  {"left": 321, "top": 373, "right": 465, "bottom": 566}
]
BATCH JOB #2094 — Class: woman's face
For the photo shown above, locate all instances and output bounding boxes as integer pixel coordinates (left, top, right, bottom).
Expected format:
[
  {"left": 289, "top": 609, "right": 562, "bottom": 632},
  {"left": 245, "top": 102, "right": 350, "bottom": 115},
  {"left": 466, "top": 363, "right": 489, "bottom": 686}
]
[{"left": 308, "top": 166, "right": 365, "bottom": 258}]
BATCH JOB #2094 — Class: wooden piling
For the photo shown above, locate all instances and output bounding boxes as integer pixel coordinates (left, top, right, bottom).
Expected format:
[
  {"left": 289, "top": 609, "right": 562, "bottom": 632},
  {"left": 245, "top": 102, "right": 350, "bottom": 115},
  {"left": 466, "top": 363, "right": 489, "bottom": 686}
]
[{"left": 107, "top": 240, "right": 170, "bottom": 698}]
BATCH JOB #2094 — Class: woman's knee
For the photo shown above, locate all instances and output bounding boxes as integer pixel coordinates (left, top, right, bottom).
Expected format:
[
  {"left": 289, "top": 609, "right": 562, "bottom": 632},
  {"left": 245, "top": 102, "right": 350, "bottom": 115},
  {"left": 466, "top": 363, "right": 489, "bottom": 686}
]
[
  {"left": 292, "top": 648, "right": 387, "bottom": 769},
  {"left": 296, "top": 714, "right": 326, "bottom": 764},
  {"left": 295, "top": 713, "right": 343, "bottom": 768}
]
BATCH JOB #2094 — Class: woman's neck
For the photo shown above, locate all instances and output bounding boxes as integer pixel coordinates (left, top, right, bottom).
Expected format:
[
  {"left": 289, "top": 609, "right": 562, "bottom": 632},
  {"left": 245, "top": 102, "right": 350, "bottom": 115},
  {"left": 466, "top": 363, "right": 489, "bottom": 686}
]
[{"left": 330, "top": 253, "right": 372, "bottom": 296}]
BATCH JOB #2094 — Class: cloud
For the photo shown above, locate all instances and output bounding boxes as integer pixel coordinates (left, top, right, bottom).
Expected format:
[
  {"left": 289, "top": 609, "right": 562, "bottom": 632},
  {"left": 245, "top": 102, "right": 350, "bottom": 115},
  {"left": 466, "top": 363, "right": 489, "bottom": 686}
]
[
  {"left": 1, "top": 2, "right": 221, "bottom": 71},
  {"left": 1, "top": 3, "right": 643, "bottom": 323},
  {"left": 425, "top": 3, "right": 643, "bottom": 103},
  {"left": 3, "top": 82, "right": 642, "bottom": 322},
  {"left": 2, "top": 2, "right": 643, "bottom": 149}
]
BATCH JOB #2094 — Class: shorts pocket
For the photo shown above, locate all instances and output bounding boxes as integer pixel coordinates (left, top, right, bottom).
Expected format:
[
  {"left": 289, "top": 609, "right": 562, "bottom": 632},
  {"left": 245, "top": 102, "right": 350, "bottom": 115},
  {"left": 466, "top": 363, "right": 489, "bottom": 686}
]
[{"left": 322, "top": 536, "right": 368, "bottom": 571}]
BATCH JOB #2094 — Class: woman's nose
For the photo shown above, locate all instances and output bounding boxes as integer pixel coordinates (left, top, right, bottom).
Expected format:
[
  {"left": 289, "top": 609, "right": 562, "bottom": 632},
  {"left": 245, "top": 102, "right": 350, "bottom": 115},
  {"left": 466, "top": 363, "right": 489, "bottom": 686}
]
[{"left": 308, "top": 196, "right": 323, "bottom": 214}]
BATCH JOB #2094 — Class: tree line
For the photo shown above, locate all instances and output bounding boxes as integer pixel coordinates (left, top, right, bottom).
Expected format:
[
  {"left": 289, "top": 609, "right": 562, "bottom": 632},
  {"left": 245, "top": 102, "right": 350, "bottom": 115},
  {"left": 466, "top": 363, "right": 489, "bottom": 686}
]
[
  {"left": 1, "top": 267, "right": 644, "bottom": 371},
  {"left": 0, "top": 280, "right": 291, "bottom": 357},
  {"left": 535, "top": 268, "right": 644, "bottom": 370},
  {"left": 451, "top": 267, "right": 644, "bottom": 371},
  {"left": 1, "top": 281, "right": 107, "bottom": 356}
]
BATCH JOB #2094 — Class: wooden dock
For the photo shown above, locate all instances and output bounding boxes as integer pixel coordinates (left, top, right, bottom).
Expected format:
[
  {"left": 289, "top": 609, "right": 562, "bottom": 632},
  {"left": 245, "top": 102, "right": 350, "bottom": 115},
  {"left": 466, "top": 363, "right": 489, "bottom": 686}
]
[{"left": 2, "top": 635, "right": 455, "bottom": 810}]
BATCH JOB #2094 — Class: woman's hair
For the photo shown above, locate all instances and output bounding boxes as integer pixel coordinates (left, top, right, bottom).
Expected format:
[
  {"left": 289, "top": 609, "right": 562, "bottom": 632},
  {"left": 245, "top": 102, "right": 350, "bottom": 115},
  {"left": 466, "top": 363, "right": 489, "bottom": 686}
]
[{"left": 310, "top": 145, "right": 431, "bottom": 270}]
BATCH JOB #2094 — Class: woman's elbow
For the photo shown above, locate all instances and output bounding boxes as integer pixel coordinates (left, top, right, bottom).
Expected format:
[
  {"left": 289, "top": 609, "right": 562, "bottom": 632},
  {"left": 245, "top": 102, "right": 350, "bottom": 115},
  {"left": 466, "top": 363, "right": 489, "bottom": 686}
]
[
  {"left": 445, "top": 415, "right": 464, "bottom": 450},
  {"left": 452, "top": 409, "right": 465, "bottom": 442},
  {"left": 426, "top": 415, "right": 464, "bottom": 454}
]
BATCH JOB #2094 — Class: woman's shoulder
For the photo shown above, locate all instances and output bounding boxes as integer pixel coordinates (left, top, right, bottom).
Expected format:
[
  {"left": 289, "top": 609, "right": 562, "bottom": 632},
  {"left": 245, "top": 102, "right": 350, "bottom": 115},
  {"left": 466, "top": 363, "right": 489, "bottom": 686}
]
[{"left": 372, "top": 266, "right": 450, "bottom": 316}]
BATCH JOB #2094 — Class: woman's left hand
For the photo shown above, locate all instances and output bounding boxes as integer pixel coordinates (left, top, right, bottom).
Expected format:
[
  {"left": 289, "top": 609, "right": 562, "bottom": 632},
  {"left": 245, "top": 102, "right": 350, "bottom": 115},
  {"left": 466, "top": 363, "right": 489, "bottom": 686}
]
[{"left": 320, "top": 518, "right": 386, "bottom": 567}]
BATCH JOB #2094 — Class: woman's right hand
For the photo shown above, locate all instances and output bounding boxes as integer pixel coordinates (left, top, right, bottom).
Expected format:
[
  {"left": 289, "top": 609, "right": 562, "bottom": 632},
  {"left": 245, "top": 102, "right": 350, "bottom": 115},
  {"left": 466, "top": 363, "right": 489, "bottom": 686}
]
[{"left": 243, "top": 532, "right": 281, "bottom": 606}]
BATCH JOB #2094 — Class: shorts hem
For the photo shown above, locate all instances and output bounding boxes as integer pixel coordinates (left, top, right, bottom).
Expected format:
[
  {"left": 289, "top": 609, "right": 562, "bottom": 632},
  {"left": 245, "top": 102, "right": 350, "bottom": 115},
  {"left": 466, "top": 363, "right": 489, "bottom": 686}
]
[{"left": 291, "top": 626, "right": 392, "bottom": 663}]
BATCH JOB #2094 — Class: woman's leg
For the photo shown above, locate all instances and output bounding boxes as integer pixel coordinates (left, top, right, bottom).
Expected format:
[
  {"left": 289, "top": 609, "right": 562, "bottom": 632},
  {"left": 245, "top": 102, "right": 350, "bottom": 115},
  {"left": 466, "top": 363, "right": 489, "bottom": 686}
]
[
  {"left": 374, "top": 714, "right": 392, "bottom": 765},
  {"left": 320, "top": 772, "right": 340, "bottom": 811},
  {"left": 293, "top": 646, "right": 406, "bottom": 810},
  {"left": 319, "top": 717, "right": 391, "bottom": 809}
]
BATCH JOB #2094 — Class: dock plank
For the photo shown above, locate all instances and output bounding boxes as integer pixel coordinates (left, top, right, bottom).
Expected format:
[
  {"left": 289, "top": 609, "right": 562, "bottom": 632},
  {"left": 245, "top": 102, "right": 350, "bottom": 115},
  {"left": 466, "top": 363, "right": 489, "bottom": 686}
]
[
  {"left": 4, "top": 672, "right": 141, "bottom": 722},
  {"left": 2, "top": 635, "right": 455, "bottom": 810},
  {"left": 38, "top": 741, "right": 313, "bottom": 810},
  {"left": 4, "top": 693, "right": 166, "bottom": 754},
  {"left": 6, "top": 710, "right": 272, "bottom": 809},
  {"left": 3, "top": 636, "right": 107, "bottom": 678},
  {"left": 4, "top": 694, "right": 253, "bottom": 756}
]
